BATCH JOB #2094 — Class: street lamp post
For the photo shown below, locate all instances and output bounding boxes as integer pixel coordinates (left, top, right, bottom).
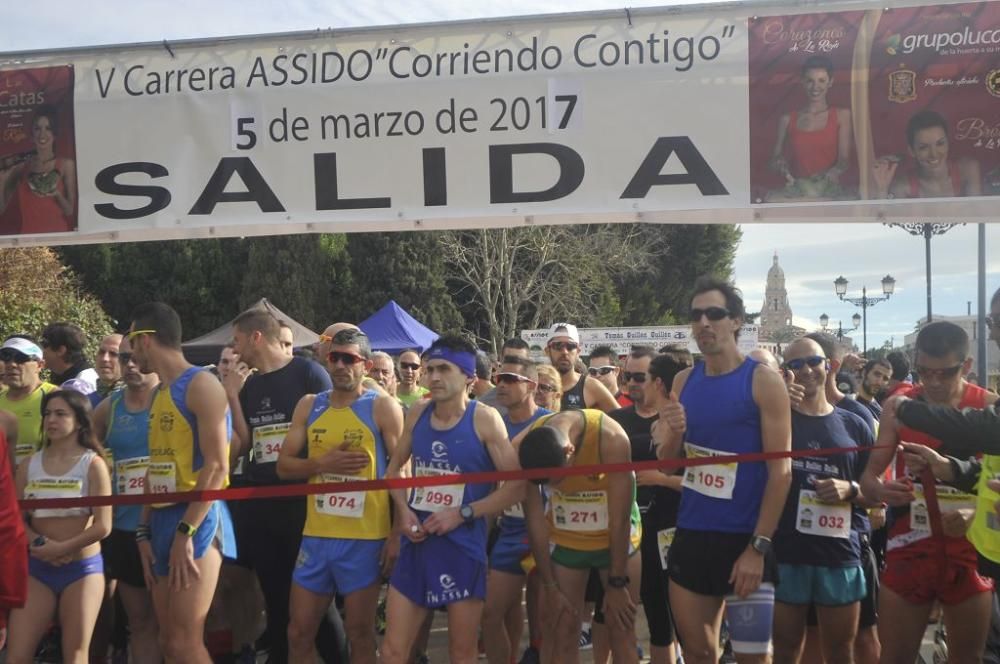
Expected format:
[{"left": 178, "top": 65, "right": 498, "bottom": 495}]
[
  {"left": 819, "top": 313, "right": 860, "bottom": 343},
  {"left": 833, "top": 274, "right": 897, "bottom": 355},
  {"left": 884, "top": 223, "right": 962, "bottom": 323}
]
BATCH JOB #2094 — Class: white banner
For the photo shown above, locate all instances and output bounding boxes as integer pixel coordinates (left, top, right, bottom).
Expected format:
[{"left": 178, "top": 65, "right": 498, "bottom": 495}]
[
  {"left": 521, "top": 324, "right": 760, "bottom": 355},
  {"left": 0, "top": 0, "right": 996, "bottom": 246}
]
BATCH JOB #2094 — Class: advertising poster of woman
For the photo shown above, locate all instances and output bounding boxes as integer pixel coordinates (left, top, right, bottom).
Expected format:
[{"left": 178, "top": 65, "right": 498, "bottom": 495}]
[
  {"left": 0, "top": 66, "right": 78, "bottom": 235},
  {"left": 749, "top": 11, "right": 866, "bottom": 203},
  {"left": 868, "top": 2, "right": 1000, "bottom": 199}
]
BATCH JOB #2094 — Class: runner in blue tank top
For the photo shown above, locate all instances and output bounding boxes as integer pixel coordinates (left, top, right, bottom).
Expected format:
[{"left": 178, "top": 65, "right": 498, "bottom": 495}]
[
  {"left": 92, "top": 334, "right": 161, "bottom": 662},
  {"left": 482, "top": 355, "right": 550, "bottom": 664},
  {"left": 382, "top": 335, "right": 523, "bottom": 664},
  {"left": 655, "top": 276, "right": 792, "bottom": 664}
]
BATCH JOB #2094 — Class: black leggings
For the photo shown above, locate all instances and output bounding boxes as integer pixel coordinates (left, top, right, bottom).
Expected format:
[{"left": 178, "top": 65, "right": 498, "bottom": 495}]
[
  {"left": 240, "top": 496, "right": 347, "bottom": 664},
  {"left": 639, "top": 511, "right": 676, "bottom": 647}
]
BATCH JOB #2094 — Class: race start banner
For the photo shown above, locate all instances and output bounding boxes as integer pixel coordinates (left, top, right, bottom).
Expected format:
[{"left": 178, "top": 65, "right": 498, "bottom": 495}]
[{"left": 0, "top": 0, "right": 997, "bottom": 246}]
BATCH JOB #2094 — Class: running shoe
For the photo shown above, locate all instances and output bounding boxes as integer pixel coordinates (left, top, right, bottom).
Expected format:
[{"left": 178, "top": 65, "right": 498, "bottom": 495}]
[
  {"left": 518, "top": 646, "right": 541, "bottom": 664},
  {"left": 579, "top": 627, "right": 593, "bottom": 650}
]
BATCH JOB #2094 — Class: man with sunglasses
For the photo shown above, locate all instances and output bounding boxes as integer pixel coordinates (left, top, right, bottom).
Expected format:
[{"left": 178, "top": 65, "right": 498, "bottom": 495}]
[
  {"left": 381, "top": 334, "right": 522, "bottom": 664},
  {"left": 655, "top": 275, "right": 792, "bottom": 664},
  {"left": 861, "top": 321, "right": 998, "bottom": 664},
  {"left": 589, "top": 346, "right": 632, "bottom": 408},
  {"left": 800, "top": 333, "right": 881, "bottom": 664},
  {"left": 223, "top": 308, "right": 337, "bottom": 664},
  {"left": 803, "top": 333, "right": 877, "bottom": 434},
  {"left": 545, "top": 324, "right": 618, "bottom": 414},
  {"left": 611, "top": 347, "right": 684, "bottom": 664},
  {"left": 92, "top": 334, "right": 162, "bottom": 664},
  {"left": 771, "top": 338, "right": 877, "bottom": 664},
  {"left": 397, "top": 349, "right": 429, "bottom": 408},
  {"left": 477, "top": 338, "right": 531, "bottom": 414},
  {"left": 0, "top": 337, "right": 58, "bottom": 467},
  {"left": 129, "top": 302, "right": 237, "bottom": 664},
  {"left": 482, "top": 355, "right": 551, "bottom": 664},
  {"left": 277, "top": 327, "right": 403, "bottom": 664}
]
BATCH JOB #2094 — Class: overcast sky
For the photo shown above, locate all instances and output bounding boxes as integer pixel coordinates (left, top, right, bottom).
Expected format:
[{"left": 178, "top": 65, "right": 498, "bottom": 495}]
[{"left": 4, "top": 0, "right": 998, "bottom": 351}]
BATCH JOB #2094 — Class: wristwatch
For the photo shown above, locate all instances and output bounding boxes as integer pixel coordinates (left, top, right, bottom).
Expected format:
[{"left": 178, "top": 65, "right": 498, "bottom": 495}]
[
  {"left": 750, "top": 535, "right": 772, "bottom": 555},
  {"left": 848, "top": 481, "right": 861, "bottom": 500},
  {"left": 607, "top": 576, "right": 630, "bottom": 589},
  {"left": 176, "top": 520, "right": 198, "bottom": 537},
  {"left": 460, "top": 504, "right": 475, "bottom": 525}
]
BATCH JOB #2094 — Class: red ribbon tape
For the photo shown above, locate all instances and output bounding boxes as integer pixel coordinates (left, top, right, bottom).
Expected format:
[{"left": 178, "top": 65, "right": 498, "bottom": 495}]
[{"left": 19, "top": 444, "right": 889, "bottom": 510}]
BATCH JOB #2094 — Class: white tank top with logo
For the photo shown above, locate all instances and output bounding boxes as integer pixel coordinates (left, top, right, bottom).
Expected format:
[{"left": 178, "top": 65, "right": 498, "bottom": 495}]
[{"left": 25, "top": 449, "right": 96, "bottom": 518}]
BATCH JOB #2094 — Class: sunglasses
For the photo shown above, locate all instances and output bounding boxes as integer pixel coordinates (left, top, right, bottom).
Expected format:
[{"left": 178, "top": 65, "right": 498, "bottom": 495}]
[
  {"left": 400, "top": 362, "right": 421, "bottom": 371},
  {"left": 496, "top": 372, "right": 534, "bottom": 385},
  {"left": 327, "top": 351, "right": 365, "bottom": 366},
  {"left": 549, "top": 342, "right": 579, "bottom": 352},
  {"left": 623, "top": 371, "right": 647, "bottom": 383},
  {"left": 537, "top": 383, "right": 558, "bottom": 393},
  {"left": 916, "top": 364, "right": 964, "bottom": 380},
  {"left": 0, "top": 349, "right": 35, "bottom": 363},
  {"left": 689, "top": 307, "right": 731, "bottom": 322},
  {"left": 783, "top": 356, "right": 827, "bottom": 371},
  {"left": 118, "top": 352, "right": 133, "bottom": 364},
  {"left": 588, "top": 366, "right": 616, "bottom": 377}
]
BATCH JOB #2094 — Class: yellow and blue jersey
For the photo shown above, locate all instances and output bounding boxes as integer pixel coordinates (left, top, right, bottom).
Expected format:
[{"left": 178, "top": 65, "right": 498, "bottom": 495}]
[
  {"left": 303, "top": 390, "right": 390, "bottom": 540},
  {"left": 148, "top": 367, "right": 232, "bottom": 507}
]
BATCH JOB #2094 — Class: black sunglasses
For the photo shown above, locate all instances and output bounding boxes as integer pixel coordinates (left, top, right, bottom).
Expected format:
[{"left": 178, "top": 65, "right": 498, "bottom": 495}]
[
  {"left": 689, "top": 307, "right": 731, "bottom": 322},
  {"left": 784, "top": 356, "right": 826, "bottom": 371},
  {"left": 0, "top": 349, "right": 34, "bottom": 363},
  {"left": 915, "top": 364, "right": 964, "bottom": 380},
  {"left": 549, "top": 341, "right": 579, "bottom": 352},
  {"left": 623, "top": 371, "right": 647, "bottom": 383},
  {"left": 327, "top": 351, "right": 365, "bottom": 365}
]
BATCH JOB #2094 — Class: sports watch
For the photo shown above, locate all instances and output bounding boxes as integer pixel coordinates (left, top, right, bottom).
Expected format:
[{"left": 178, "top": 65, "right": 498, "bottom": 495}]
[
  {"left": 176, "top": 520, "right": 198, "bottom": 537},
  {"left": 607, "top": 576, "right": 630, "bottom": 589},
  {"left": 460, "top": 504, "right": 475, "bottom": 525},
  {"left": 750, "top": 535, "right": 772, "bottom": 555}
]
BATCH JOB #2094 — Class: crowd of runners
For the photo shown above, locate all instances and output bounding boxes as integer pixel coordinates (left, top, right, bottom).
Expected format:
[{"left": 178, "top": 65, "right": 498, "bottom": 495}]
[{"left": 1, "top": 275, "right": 1000, "bottom": 664}]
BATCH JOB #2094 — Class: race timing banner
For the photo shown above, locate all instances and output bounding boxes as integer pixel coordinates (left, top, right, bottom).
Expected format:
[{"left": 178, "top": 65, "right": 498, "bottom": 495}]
[{"left": 0, "top": 0, "right": 997, "bottom": 246}]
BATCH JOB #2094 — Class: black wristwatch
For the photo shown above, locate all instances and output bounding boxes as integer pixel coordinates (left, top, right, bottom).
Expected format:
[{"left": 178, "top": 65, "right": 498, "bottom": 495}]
[
  {"left": 607, "top": 575, "right": 630, "bottom": 589},
  {"left": 460, "top": 504, "right": 475, "bottom": 526},
  {"left": 750, "top": 535, "right": 772, "bottom": 555},
  {"left": 848, "top": 481, "right": 861, "bottom": 500}
]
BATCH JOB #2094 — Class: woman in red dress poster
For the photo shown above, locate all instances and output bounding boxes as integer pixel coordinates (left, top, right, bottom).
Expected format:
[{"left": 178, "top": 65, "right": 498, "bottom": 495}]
[
  {"left": 0, "top": 105, "right": 77, "bottom": 235},
  {"left": 873, "top": 110, "right": 983, "bottom": 199},
  {"left": 766, "top": 55, "right": 853, "bottom": 201}
]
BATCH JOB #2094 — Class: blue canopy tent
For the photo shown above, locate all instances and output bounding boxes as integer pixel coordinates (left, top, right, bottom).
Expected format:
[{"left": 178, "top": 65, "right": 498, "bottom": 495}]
[{"left": 358, "top": 300, "right": 439, "bottom": 354}]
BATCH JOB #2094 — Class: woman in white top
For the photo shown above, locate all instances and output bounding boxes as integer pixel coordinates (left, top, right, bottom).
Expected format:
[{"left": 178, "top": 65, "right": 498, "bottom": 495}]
[{"left": 7, "top": 390, "right": 112, "bottom": 664}]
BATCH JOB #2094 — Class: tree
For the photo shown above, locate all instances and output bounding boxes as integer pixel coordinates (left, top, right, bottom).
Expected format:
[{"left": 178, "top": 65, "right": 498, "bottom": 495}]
[
  {"left": 438, "top": 225, "right": 651, "bottom": 354},
  {"left": 0, "top": 247, "right": 113, "bottom": 353},
  {"left": 614, "top": 224, "right": 742, "bottom": 326},
  {"left": 59, "top": 239, "right": 246, "bottom": 338},
  {"left": 238, "top": 234, "right": 352, "bottom": 331},
  {"left": 343, "top": 232, "right": 463, "bottom": 333}
]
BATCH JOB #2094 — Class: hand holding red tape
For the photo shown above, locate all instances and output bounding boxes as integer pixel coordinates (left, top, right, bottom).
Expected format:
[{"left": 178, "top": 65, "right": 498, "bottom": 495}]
[{"left": 18, "top": 444, "right": 889, "bottom": 510}]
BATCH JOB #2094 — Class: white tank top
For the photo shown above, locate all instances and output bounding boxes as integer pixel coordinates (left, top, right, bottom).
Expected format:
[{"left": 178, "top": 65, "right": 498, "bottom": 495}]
[{"left": 25, "top": 449, "right": 96, "bottom": 518}]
